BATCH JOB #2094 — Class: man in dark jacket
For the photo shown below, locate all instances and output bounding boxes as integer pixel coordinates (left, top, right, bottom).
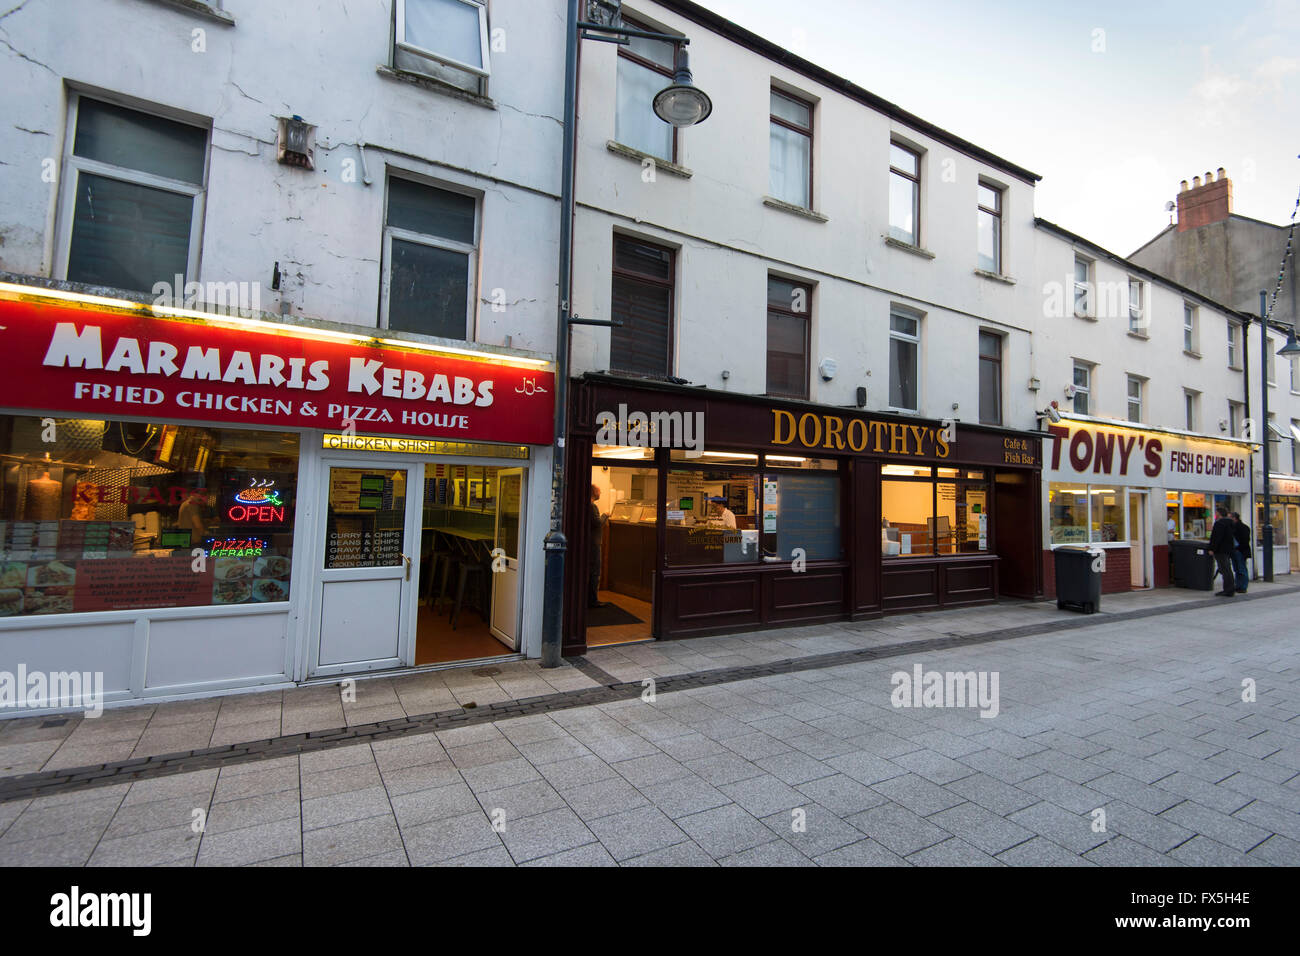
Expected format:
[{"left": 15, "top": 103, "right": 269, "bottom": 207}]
[
  {"left": 1230, "top": 511, "right": 1251, "bottom": 594},
  {"left": 1209, "top": 505, "right": 1236, "bottom": 597}
]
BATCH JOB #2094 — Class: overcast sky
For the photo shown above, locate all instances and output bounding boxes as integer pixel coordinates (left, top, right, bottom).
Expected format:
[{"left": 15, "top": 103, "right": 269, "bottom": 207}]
[{"left": 699, "top": 0, "right": 1300, "bottom": 256}]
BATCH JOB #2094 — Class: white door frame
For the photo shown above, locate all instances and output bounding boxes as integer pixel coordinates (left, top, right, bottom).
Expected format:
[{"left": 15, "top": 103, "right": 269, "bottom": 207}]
[
  {"left": 489, "top": 467, "right": 526, "bottom": 650},
  {"left": 307, "top": 456, "right": 424, "bottom": 678}
]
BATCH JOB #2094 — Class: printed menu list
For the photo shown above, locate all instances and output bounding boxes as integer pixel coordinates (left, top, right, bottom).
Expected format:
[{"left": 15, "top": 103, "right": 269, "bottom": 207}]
[{"left": 326, "top": 525, "right": 403, "bottom": 569}]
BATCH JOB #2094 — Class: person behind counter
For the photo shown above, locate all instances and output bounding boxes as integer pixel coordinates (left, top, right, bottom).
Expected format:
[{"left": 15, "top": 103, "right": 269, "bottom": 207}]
[
  {"left": 589, "top": 484, "right": 609, "bottom": 609},
  {"left": 704, "top": 496, "right": 736, "bottom": 529}
]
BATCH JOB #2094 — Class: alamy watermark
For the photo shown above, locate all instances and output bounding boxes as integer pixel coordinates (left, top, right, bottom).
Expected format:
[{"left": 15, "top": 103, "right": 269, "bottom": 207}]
[
  {"left": 595, "top": 403, "right": 704, "bottom": 457},
  {"left": 891, "top": 663, "right": 1000, "bottom": 718},
  {"left": 0, "top": 665, "right": 104, "bottom": 717},
  {"left": 151, "top": 275, "right": 262, "bottom": 315}
]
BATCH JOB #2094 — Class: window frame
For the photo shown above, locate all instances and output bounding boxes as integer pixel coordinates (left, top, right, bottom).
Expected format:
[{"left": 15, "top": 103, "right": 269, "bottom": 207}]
[
  {"left": 1184, "top": 388, "right": 1199, "bottom": 431},
  {"left": 56, "top": 92, "right": 209, "bottom": 291},
  {"left": 610, "top": 234, "right": 677, "bottom": 377},
  {"left": 882, "top": 466, "right": 992, "bottom": 558},
  {"left": 1072, "top": 360, "right": 1092, "bottom": 415},
  {"left": 888, "top": 308, "right": 922, "bottom": 413},
  {"left": 379, "top": 172, "right": 480, "bottom": 341},
  {"left": 615, "top": 13, "right": 678, "bottom": 163},
  {"left": 1073, "top": 256, "right": 1093, "bottom": 318},
  {"left": 1228, "top": 320, "right": 1240, "bottom": 368},
  {"left": 769, "top": 86, "right": 814, "bottom": 209},
  {"left": 977, "top": 330, "right": 1003, "bottom": 425},
  {"left": 1126, "top": 374, "right": 1144, "bottom": 423},
  {"left": 976, "top": 181, "right": 1003, "bottom": 274},
  {"left": 1228, "top": 401, "right": 1243, "bottom": 438},
  {"left": 765, "top": 275, "right": 812, "bottom": 400},
  {"left": 1183, "top": 302, "right": 1198, "bottom": 353},
  {"left": 1267, "top": 336, "right": 1277, "bottom": 386},
  {"left": 888, "top": 141, "right": 921, "bottom": 246},
  {"left": 1127, "top": 277, "right": 1144, "bottom": 332},
  {"left": 394, "top": 0, "right": 492, "bottom": 79}
]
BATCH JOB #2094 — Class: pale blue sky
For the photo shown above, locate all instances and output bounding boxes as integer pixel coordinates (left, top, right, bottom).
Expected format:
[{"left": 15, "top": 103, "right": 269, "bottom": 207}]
[{"left": 699, "top": 0, "right": 1300, "bottom": 255}]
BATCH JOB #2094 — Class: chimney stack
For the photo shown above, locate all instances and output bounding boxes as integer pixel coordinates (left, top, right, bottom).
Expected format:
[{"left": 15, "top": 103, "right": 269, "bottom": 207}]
[{"left": 1176, "top": 167, "right": 1232, "bottom": 232}]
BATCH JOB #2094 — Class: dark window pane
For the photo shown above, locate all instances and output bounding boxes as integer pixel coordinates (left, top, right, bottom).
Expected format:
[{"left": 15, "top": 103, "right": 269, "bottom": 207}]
[
  {"left": 74, "top": 99, "right": 206, "bottom": 185},
  {"left": 67, "top": 172, "right": 193, "bottom": 294},
  {"left": 889, "top": 336, "right": 917, "bottom": 409},
  {"left": 766, "top": 311, "right": 807, "bottom": 398},
  {"left": 614, "top": 238, "right": 671, "bottom": 279},
  {"left": 767, "top": 277, "right": 803, "bottom": 310},
  {"left": 611, "top": 275, "right": 671, "bottom": 375},
  {"left": 387, "top": 238, "right": 469, "bottom": 339},
  {"left": 979, "top": 331, "right": 1001, "bottom": 357},
  {"left": 387, "top": 178, "right": 476, "bottom": 244},
  {"left": 979, "top": 356, "right": 1001, "bottom": 424},
  {"left": 769, "top": 471, "right": 840, "bottom": 561}
]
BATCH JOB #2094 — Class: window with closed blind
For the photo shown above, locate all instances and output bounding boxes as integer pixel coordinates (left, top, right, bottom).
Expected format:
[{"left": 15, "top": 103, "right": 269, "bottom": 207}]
[{"left": 610, "top": 236, "right": 674, "bottom": 376}]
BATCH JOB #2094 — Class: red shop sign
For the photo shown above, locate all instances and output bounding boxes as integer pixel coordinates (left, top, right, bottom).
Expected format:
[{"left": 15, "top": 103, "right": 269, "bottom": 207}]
[{"left": 0, "top": 298, "right": 554, "bottom": 444}]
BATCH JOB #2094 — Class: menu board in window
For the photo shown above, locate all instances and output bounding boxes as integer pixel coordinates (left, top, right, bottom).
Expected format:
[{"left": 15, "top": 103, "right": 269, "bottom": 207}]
[{"left": 324, "top": 468, "right": 406, "bottom": 569}]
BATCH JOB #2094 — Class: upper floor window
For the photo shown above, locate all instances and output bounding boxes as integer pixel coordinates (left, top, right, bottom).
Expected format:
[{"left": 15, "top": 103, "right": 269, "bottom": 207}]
[
  {"left": 60, "top": 95, "right": 208, "bottom": 295},
  {"left": 611, "top": 236, "right": 675, "bottom": 376},
  {"left": 888, "top": 143, "right": 920, "bottom": 246},
  {"left": 889, "top": 309, "right": 921, "bottom": 411},
  {"left": 1184, "top": 389, "right": 1200, "bottom": 431},
  {"left": 1267, "top": 336, "right": 1277, "bottom": 386},
  {"left": 1228, "top": 401, "right": 1243, "bottom": 438},
  {"left": 1072, "top": 361, "right": 1092, "bottom": 415},
  {"left": 1293, "top": 420, "right": 1300, "bottom": 472},
  {"left": 1127, "top": 278, "right": 1144, "bottom": 333},
  {"left": 976, "top": 182, "right": 1002, "bottom": 274},
  {"left": 1183, "top": 303, "right": 1198, "bottom": 353},
  {"left": 1073, "top": 257, "right": 1093, "bottom": 317},
  {"left": 769, "top": 89, "right": 813, "bottom": 208},
  {"left": 1127, "top": 375, "right": 1144, "bottom": 423},
  {"left": 1292, "top": 355, "right": 1300, "bottom": 393},
  {"left": 767, "top": 277, "right": 811, "bottom": 400},
  {"left": 394, "top": 0, "right": 491, "bottom": 96},
  {"left": 616, "top": 16, "right": 676, "bottom": 162},
  {"left": 978, "top": 331, "right": 1002, "bottom": 425},
  {"left": 1228, "top": 320, "right": 1240, "bottom": 368},
  {"left": 382, "top": 175, "right": 478, "bottom": 340}
]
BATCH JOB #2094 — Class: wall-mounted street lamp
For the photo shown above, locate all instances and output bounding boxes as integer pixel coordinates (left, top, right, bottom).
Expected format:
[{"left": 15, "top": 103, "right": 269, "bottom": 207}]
[{"left": 541, "top": 0, "right": 715, "bottom": 668}]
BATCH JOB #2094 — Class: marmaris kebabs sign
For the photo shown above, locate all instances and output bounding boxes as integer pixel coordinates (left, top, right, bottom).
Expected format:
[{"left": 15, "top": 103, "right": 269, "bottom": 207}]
[{"left": 0, "top": 298, "right": 554, "bottom": 445}]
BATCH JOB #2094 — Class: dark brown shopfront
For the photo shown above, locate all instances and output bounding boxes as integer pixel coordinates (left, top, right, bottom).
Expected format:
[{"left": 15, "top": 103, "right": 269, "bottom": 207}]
[{"left": 561, "top": 376, "right": 1043, "bottom": 656}]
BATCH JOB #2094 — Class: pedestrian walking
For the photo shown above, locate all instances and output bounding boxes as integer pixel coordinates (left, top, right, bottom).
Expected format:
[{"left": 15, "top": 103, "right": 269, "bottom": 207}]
[
  {"left": 1230, "top": 510, "right": 1251, "bottom": 594},
  {"left": 1209, "top": 505, "right": 1237, "bottom": 597}
]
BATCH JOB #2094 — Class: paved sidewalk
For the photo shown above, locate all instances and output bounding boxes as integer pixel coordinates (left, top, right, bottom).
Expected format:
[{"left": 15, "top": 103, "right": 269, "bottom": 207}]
[
  {"left": 1, "top": 580, "right": 1296, "bottom": 780},
  {"left": 0, "top": 591, "right": 1296, "bottom": 866}
]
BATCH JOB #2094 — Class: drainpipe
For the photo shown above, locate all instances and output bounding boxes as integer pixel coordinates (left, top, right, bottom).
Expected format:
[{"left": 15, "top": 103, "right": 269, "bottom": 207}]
[{"left": 540, "top": 0, "right": 581, "bottom": 668}]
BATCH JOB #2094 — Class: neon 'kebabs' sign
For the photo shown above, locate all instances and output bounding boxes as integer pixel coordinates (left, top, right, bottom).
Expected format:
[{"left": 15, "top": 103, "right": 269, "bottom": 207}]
[{"left": 228, "top": 477, "right": 287, "bottom": 524}]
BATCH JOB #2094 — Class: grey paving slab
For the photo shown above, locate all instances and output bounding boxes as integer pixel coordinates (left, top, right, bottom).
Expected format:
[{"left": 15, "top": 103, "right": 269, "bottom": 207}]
[
  {"left": 587, "top": 806, "right": 689, "bottom": 861},
  {"left": 1159, "top": 801, "right": 1273, "bottom": 852},
  {"left": 390, "top": 782, "right": 480, "bottom": 829},
  {"left": 846, "top": 802, "right": 952, "bottom": 856},
  {"left": 907, "top": 836, "right": 1004, "bottom": 866},
  {"left": 927, "top": 802, "right": 1036, "bottom": 855},
  {"left": 522, "top": 843, "right": 618, "bottom": 867},
  {"left": 1082, "top": 835, "right": 1183, "bottom": 867},
  {"left": 677, "top": 803, "right": 776, "bottom": 859},
  {"left": 197, "top": 817, "right": 302, "bottom": 867},
  {"left": 623, "top": 840, "right": 718, "bottom": 866},
  {"left": 1007, "top": 802, "right": 1109, "bottom": 854},
  {"left": 559, "top": 774, "right": 650, "bottom": 821},
  {"left": 305, "top": 814, "right": 405, "bottom": 867},
  {"left": 498, "top": 807, "right": 596, "bottom": 864},
  {"left": 995, "top": 836, "right": 1094, "bottom": 866},
  {"left": 796, "top": 774, "right": 890, "bottom": 817},
  {"left": 813, "top": 837, "right": 910, "bottom": 867}
]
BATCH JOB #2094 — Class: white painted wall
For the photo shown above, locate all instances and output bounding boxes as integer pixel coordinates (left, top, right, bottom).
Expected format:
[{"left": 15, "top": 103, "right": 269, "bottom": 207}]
[
  {"left": 569, "top": 1, "right": 1041, "bottom": 429},
  {"left": 0, "top": 0, "right": 564, "bottom": 353}
]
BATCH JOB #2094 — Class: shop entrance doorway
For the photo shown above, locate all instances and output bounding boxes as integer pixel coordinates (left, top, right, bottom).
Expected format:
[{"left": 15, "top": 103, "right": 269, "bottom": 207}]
[
  {"left": 587, "top": 460, "right": 658, "bottom": 646},
  {"left": 309, "top": 457, "right": 526, "bottom": 676},
  {"left": 1288, "top": 505, "right": 1299, "bottom": 571},
  {"left": 1128, "top": 491, "right": 1148, "bottom": 588}
]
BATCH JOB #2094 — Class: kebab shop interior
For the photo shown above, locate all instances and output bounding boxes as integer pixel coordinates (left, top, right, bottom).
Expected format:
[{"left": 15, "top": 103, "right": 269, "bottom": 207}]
[
  {"left": 321, "top": 457, "right": 525, "bottom": 665},
  {"left": 0, "top": 414, "right": 300, "bottom": 619}
]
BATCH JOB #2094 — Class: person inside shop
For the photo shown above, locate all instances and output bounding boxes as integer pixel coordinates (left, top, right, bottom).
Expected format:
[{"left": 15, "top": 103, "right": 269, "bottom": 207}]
[
  {"left": 1209, "top": 505, "right": 1237, "bottom": 598},
  {"left": 1231, "top": 511, "right": 1251, "bottom": 594},
  {"left": 589, "top": 483, "right": 609, "bottom": 609},
  {"left": 176, "top": 486, "right": 210, "bottom": 547},
  {"left": 704, "top": 495, "right": 737, "bottom": 529}
]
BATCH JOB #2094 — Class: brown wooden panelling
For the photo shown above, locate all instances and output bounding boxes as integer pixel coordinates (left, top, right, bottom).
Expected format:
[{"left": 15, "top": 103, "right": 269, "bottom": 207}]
[
  {"left": 993, "top": 469, "right": 1041, "bottom": 598},
  {"left": 882, "top": 563, "right": 939, "bottom": 611},
  {"left": 767, "top": 569, "right": 845, "bottom": 622},
  {"left": 942, "top": 561, "right": 997, "bottom": 605},
  {"left": 669, "top": 574, "right": 761, "bottom": 626},
  {"left": 851, "top": 458, "right": 881, "bottom": 614}
]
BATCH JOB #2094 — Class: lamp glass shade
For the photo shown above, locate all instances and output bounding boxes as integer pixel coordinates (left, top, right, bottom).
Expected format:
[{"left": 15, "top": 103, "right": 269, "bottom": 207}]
[
  {"left": 653, "top": 84, "right": 713, "bottom": 127},
  {"left": 1278, "top": 329, "right": 1300, "bottom": 356}
]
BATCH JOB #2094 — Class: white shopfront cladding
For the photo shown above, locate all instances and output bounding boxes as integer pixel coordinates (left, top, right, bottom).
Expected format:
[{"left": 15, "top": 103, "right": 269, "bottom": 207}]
[
  {"left": 1043, "top": 414, "right": 1254, "bottom": 588},
  {"left": 0, "top": 289, "right": 554, "bottom": 714}
]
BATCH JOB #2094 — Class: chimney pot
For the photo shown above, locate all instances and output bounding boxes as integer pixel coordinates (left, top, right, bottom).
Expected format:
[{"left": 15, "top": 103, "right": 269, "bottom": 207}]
[
  {"left": 1180, "top": 179, "right": 1189, "bottom": 192},
  {"left": 1193, "top": 176, "right": 1202, "bottom": 188},
  {"left": 1217, "top": 166, "right": 1226, "bottom": 179},
  {"left": 1205, "top": 170, "right": 1214, "bottom": 182}
]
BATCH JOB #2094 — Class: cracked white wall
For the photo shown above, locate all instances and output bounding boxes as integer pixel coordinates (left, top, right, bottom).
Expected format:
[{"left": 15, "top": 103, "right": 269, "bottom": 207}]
[{"left": 0, "top": 0, "right": 565, "bottom": 355}]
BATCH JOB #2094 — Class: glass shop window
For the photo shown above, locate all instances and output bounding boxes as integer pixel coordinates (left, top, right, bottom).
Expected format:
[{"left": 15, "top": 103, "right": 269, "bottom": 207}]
[
  {"left": 664, "top": 469, "right": 759, "bottom": 566},
  {"left": 1048, "top": 482, "right": 1089, "bottom": 545},
  {"left": 762, "top": 463, "right": 842, "bottom": 562},
  {"left": 0, "top": 416, "right": 299, "bottom": 617}
]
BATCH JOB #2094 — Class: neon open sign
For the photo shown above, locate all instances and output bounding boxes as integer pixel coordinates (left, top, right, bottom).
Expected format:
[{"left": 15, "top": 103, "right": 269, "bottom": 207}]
[{"left": 227, "top": 477, "right": 288, "bottom": 524}]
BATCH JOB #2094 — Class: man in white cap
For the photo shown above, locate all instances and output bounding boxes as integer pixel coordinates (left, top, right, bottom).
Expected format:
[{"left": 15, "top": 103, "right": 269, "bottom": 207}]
[{"left": 705, "top": 495, "right": 736, "bottom": 529}]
